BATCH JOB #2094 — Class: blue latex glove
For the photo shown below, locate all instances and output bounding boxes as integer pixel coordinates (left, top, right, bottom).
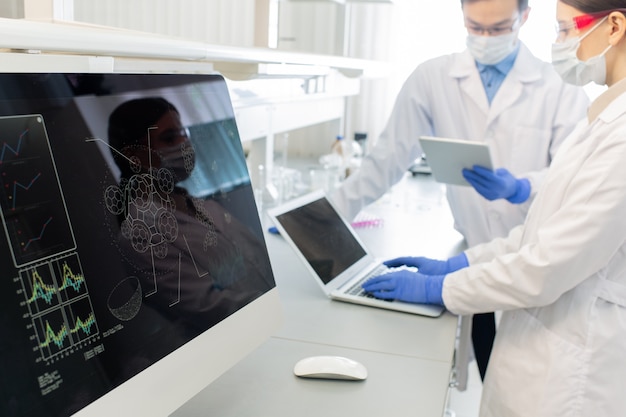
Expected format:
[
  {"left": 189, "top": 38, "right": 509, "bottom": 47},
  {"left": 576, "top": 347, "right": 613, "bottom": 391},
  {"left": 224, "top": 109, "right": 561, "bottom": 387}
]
[
  {"left": 462, "top": 165, "right": 531, "bottom": 204},
  {"left": 361, "top": 270, "right": 445, "bottom": 305},
  {"left": 384, "top": 253, "right": 468, "bottom": 275}
]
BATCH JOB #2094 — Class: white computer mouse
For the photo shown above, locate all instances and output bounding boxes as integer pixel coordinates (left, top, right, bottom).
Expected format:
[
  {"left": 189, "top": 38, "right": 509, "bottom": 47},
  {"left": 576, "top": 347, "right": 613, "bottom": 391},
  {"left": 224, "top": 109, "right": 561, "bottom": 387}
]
[{"left": 293, "top": 355, "right": 367, "bottom": 381}]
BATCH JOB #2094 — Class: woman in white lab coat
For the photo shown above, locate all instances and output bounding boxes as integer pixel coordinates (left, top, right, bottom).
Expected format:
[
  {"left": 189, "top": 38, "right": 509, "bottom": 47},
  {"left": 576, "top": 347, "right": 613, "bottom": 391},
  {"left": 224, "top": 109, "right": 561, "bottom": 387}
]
[{"left": 364, "top": 2, "right": 626, "bottom": 415}]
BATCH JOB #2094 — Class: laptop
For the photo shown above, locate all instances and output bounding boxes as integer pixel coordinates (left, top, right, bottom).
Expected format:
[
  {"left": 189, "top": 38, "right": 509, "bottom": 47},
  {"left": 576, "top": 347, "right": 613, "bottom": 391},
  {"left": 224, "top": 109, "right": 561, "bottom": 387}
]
[{"left": 268, "top": 189, "right": 444, "bottom": 317}]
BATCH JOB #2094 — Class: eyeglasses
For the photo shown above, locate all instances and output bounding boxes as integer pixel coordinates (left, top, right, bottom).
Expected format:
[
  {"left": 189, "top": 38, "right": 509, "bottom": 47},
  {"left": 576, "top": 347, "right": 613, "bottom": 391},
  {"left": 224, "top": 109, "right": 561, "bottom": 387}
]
[
  {"left": 465, "top": 16, "right": 520, "bottom": 36},
  {"left": 556, "top": 9, "right": 626, "bottom": 41},
  {"left": 156, "top": 127, "right": 190, "bottom": 145}
]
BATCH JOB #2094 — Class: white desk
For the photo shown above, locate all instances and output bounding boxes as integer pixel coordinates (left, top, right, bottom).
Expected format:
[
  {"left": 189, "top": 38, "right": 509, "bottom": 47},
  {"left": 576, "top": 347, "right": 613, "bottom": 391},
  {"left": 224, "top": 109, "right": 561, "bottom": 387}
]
[{"left": 172, "top": 174, "right": 464, "bottom": 417}]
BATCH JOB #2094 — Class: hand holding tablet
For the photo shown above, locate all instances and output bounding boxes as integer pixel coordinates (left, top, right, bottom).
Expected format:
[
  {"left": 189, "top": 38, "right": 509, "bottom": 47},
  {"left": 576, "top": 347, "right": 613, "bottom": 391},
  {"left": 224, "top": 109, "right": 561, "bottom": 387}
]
[{"left": 418, "top": 136, "right": 493, "bottom": 186}]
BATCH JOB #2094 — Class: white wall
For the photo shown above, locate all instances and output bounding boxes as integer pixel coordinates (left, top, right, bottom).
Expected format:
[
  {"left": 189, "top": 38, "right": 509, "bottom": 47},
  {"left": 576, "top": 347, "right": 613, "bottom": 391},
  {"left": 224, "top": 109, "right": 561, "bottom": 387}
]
[
  {"left": 0, "top": 0, "right": 22, "bottom": 18},
  {"left": 73, "top": 0, "right": 257, "bottom": 47},
  {"left": 345, "top": 0, "right": 466, "bottom": 149}
]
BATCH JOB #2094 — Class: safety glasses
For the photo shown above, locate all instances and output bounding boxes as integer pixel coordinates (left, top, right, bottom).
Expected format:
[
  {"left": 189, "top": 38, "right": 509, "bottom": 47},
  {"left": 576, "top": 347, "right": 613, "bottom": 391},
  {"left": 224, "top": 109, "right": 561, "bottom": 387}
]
[
  {"left": 466, "top": 16, "right": 520, "bottom": 36},
  {"left": 556, "top": 9, "right": 626, "bottom": 40}
]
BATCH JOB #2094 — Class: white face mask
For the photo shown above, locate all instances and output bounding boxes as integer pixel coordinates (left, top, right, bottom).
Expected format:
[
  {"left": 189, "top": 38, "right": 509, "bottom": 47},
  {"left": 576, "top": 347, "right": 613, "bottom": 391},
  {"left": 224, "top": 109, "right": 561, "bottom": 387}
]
[
  {"left": 466, "top": 31, "right": 519, "bottom": 65},
  {"left": 551, "top": 16, "right": 611, "bottom": 86},
  {"left": 159, "top": 141, "right": 196, "bottom": 183}
]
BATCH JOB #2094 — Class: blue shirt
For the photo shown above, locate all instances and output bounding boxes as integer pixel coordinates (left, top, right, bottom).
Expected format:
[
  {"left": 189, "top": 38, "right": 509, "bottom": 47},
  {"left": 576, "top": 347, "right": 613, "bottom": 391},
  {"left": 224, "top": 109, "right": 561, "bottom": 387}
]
[{"left": 475, "top": 44, "right": 520, "bottom": 105}]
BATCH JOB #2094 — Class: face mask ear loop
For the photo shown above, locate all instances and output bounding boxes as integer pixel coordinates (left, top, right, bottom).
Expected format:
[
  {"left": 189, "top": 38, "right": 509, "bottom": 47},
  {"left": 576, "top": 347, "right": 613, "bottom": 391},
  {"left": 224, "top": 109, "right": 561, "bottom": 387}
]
[
  {"left": 579, "top": 15, "right": 609, "bottom": 42},
  {"left": 598, "top": 43, "right": 612, "bottom": 57},
  {"left": 578, "top": 16, "right": 612, "bottom": 62}
]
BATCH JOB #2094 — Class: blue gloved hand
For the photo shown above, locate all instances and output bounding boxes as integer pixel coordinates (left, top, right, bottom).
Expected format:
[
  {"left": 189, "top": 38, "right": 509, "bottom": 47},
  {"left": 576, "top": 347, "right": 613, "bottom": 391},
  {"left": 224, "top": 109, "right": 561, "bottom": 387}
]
[
  {"left": 462, "top": 165, "right": 530, "bottom": 204},
  {"left": 361, "top": 270, "right": 445, "bottom": 305},
  {"left": 384, "top": 253, "right": 468, "bottom": 275}
]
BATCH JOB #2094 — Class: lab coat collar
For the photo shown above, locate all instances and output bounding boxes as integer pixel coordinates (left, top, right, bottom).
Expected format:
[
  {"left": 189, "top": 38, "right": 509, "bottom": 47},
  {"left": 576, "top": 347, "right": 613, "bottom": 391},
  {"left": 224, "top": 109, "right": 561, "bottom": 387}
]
[
  {"left": 507, "top": 43, "right": 542, "bottom": 83},
  {"left": 453, "top": 51, "right": 489, "bottom": 114},
  {"left": 449, "top": 42, "right": 540, "bottom": 83},
  {"left": 486, "top": 45, "right": 539, "bottom": 124},
  {"left": 587, "top": 77, "right": 626, "bottom": 123},
  {"left": 450, "top": 42, "right": 541, "bottom": 124}
]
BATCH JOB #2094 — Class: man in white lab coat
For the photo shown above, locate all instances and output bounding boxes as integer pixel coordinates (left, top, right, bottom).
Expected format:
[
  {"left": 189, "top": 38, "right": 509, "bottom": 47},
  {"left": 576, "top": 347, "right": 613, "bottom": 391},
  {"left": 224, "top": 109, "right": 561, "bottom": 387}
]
[{"left": 331, "top": 0, "right": 589, "bottom": 381}]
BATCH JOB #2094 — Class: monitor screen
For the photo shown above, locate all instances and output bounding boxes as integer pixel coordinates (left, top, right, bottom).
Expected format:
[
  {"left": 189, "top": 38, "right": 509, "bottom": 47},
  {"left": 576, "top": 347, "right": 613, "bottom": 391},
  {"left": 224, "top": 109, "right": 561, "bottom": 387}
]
[{"left": 0, "top": 73, "right": 281, "bottom": 416}]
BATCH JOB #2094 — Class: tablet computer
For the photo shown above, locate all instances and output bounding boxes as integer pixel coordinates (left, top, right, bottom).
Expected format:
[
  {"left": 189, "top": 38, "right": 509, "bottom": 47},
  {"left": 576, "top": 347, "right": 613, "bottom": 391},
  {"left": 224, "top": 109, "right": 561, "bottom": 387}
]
[{"left": 418, "top": 136, "right": 493, "bottom": 186}]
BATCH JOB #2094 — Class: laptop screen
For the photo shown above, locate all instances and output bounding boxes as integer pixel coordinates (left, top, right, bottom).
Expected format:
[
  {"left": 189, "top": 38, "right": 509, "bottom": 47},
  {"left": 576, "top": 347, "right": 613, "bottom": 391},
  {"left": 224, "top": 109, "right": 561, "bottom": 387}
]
[{"left": 274, "top": 196, "right": 367, "bottom": 284}]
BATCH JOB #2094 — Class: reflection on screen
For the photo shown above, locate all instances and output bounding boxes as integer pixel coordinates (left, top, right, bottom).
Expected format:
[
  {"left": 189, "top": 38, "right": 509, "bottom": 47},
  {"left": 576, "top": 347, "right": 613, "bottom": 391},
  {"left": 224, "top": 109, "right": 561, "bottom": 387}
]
[
  {"left": 0, "top": 73, "right": 275, "bottom": 417},
  {"left": 181, "top": 120, "right": 250, "bottom": 198}
]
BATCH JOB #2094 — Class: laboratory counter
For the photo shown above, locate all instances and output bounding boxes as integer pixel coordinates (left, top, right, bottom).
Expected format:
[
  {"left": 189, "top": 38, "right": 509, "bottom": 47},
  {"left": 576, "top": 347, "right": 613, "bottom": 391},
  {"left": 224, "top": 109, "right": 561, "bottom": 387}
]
[{"left": 173, "top": 174, "right": 465, "bottom": 417}]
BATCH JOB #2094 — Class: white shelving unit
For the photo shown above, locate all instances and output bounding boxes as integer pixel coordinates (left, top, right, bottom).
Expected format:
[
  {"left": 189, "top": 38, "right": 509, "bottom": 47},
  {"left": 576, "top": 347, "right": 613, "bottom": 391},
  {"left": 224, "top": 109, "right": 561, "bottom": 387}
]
[{"left": 0, "top": 12, "right": 387, "bottom": 189}]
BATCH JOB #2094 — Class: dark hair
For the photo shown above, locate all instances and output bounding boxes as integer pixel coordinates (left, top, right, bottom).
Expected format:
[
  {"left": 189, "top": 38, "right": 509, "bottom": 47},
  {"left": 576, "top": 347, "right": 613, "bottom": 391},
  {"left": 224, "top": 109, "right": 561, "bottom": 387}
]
[
  {"left": 107, "top": 97, "right": 179, "bottom": 176},
  {"left": 108, "top": 97, "right": 178, "bottom": 152},
  {"left": 460, "top": 0, "right": 529, "bottom": 12},
  {"left": 559, "top": 0, "right": 626, "bottom": 13}
]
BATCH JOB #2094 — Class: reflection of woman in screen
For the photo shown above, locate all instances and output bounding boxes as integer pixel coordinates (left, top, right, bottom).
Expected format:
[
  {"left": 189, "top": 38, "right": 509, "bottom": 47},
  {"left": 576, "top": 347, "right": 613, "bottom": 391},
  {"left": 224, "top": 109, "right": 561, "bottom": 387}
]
[{"left": 106, "top": 97, "right": 273, "bottom": 331}]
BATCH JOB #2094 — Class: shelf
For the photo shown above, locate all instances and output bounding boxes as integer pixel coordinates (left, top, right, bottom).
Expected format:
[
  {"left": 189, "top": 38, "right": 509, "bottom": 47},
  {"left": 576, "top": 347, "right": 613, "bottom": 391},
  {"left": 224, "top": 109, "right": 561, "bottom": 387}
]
[
  {"left": 0, "top": 17, "right": 388, "bottom": 79},
  {"left": 0, "top": 14, "right": 378, "bottom": 198}
]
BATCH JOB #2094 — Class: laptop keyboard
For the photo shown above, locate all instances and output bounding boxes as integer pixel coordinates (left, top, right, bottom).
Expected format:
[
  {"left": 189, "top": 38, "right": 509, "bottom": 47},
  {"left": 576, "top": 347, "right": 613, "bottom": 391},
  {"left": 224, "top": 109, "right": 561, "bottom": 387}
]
[{"left": 346, "top": 264, "right": 391, "bottom": 298}]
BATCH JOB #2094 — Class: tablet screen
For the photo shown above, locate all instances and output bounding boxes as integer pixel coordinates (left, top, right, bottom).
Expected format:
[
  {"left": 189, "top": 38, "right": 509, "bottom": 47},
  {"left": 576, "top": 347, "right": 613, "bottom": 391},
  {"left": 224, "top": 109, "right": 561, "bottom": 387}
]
[{"left": 419, "top": 136, "right": 493, "bottom": 186}]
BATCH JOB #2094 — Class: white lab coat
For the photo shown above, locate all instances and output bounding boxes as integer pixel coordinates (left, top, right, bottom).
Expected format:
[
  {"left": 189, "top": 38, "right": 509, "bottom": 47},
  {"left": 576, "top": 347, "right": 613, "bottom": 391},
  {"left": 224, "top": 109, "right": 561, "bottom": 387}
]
[
  {"left": 332, "top": 43, "right": 589, "bottom": 247},
  {"left": 443, "top": 88, "right": 626, "bottom": 416}
]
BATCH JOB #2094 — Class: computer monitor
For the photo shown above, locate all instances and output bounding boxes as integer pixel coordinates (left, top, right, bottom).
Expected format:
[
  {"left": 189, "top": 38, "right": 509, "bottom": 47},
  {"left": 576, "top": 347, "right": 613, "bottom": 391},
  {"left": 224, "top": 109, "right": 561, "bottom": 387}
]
[{"left": 0, "top": 72, "right": 282, "bottom": 416}]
